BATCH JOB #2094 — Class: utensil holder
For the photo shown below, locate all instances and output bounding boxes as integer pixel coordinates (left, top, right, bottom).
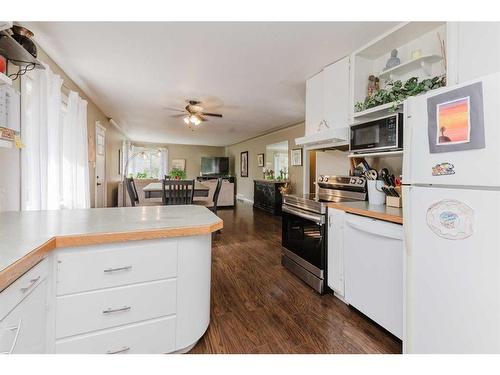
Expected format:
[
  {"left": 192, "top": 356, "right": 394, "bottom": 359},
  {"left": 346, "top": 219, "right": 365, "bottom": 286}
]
[{"left": 367, "top": 180, "right": 386, "bottom": 205}]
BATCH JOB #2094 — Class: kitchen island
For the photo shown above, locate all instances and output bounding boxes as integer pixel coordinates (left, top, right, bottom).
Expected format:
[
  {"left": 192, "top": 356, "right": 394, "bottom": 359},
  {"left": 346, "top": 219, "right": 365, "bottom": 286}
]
[{"left": 0, "top": 205, "right": 222, "bottom": 354}]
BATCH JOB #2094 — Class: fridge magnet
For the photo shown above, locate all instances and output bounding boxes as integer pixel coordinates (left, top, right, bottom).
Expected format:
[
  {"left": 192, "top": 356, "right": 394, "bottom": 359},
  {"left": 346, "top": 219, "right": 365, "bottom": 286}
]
[
  {"left": 427, "top": 82, "right": 485, "bottom": 154},
  {"left": 426, "top": 199, "right": 474, "bottom": 240},
  {"left": 431, "top": 162, "right": 455, "bottom": 176}
]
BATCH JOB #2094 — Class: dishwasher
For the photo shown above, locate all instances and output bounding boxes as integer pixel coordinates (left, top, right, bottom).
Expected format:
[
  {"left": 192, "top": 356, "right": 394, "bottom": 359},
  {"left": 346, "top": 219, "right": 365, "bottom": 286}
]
[{"left": 344, "top": 213, "right": 403, "bottom": 339}]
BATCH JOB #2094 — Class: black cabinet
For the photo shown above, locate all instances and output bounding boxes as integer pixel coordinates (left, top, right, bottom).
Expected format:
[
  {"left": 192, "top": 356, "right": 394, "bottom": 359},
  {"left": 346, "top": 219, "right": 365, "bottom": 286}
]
[{"left": 253, "top": 180, "right": 287, "bottom": 215}]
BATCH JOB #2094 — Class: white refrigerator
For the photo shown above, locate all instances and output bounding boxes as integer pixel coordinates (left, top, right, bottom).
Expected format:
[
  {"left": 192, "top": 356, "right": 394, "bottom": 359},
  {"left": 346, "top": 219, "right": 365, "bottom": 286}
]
[{"left": 403, "top": 73, "right": 500, "bottom": 353}]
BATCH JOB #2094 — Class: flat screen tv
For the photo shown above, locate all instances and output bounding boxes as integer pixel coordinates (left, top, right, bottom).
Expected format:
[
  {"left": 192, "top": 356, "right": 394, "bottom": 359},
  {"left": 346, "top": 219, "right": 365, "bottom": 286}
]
[{"left": 201, "top": 157, "right": 229, "bottom": 176}]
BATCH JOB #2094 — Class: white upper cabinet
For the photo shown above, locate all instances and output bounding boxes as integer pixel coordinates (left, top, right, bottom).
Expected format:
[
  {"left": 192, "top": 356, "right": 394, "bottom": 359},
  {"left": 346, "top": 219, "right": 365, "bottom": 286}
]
[
  {"left": 447, "top": 22, "right": 500, "bottom": 85},
  {"left": 323, "top": 57, "right": 350, "bottom": 130},
  {"left": 305, "top": 70, "right": 324, "bottom": 136},
  {"left": 305, "top": 57, "right": 351, "bottom": 136}
]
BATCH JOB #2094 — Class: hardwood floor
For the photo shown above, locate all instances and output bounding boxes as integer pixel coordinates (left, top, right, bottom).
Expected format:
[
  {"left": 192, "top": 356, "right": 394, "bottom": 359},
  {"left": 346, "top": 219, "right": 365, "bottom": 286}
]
[{"left": 191, "top": 202, "right": 402, "bottom": 354}]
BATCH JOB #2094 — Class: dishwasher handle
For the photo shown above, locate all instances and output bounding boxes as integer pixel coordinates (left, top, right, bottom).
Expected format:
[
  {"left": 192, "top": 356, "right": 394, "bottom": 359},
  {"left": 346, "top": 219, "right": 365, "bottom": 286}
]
[{"left": 345, "top": 216, "right": 403, "bottom": 241}]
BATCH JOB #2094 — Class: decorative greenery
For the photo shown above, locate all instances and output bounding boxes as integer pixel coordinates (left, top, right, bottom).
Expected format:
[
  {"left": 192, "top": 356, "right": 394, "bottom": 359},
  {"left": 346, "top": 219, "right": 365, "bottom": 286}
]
[
  {"left": 354, "top": 75, "right": 446, "bottom": 113},
  {"left": 135, "top": 172, "right": 147, "bottom": 179},
  {"left": 169, "top": 168, "right": 187, "bottom": 180}
]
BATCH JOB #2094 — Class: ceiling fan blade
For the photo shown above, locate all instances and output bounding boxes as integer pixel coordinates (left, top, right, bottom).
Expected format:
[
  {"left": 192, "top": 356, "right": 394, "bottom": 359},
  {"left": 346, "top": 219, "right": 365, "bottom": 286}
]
[
  {"left": 201, "top": 112, "right": 223, "bottom": 118},
  {"left": 170, "top": 114, "right": 186, "bottom": 118},
  {"left": 163, "top": 107, "right": 186, "bottom": 113}
]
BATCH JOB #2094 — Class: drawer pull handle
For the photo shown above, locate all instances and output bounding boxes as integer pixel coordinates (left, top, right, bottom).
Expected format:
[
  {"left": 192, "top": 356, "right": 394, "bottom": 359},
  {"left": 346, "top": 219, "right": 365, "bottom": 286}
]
[
  {"left": 104, "top": 266, "right": 132, "bottom": 273},
  {"left": 19, "top": 276, "right": 40, "bottom": 293},
  {"left": 102, "top": 306, "right": 131, "bottom": 314},
  {"left": 106, "top": 346, "right": 130, "bottom": 354}
]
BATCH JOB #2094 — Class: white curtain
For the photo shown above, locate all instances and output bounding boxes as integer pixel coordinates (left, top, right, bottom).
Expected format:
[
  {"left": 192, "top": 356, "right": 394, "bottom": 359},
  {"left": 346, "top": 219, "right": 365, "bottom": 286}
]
[
  {"left": 21, "top": 65, "right": 63, "bottom": 210},
  {"left": 21, "top": 65, "right": 90, "bottom": 210},
  {"left": 61, "top": 92, "right": 89, "bottom": 209}
]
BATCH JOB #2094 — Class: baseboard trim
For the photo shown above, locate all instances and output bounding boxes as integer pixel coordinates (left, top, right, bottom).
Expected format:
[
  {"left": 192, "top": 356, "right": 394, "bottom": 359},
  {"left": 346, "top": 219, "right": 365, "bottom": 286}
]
[{"left": 236, "top": 195, "right": 254, "bottom": 204}]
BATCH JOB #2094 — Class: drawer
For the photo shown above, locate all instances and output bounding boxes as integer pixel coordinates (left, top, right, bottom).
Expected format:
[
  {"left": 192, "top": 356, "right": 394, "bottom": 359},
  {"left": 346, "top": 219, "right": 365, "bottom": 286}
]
[
  {"left": 56, "top": 279, "right": 177, "bottom": 339},
  {"left": 55, "top": 316, "right": 176, "bottom": 354},
  {"left": 56, "top": 238, "right": 178, "bottom": 295},
  {"left": 0, "top": 259, "right": 49, "bottom": 320}
]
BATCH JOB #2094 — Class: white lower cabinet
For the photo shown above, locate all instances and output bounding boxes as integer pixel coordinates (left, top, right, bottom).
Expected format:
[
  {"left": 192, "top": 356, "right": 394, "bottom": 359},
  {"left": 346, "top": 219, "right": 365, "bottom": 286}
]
[
  {"left": 56, "top": 279, "right": 177, "bottom": 339},
  {"left": 55, "top": 316, "right": 176, "bottom": 354},
  {"left": 1, "top": 235, "right": 212, "bottom": 354},
  {"left": 0, "top": 260, "right": 49, "bottom": 354},
  {"left": 327, "top": 208, "right": 346, "bottom": 297}
]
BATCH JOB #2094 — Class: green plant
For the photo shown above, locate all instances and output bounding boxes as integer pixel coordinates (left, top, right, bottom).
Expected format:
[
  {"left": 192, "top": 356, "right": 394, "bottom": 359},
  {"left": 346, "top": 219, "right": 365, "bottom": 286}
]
[
  {"left": 354, "top": 75, "right": 446, "bottom": 113},
  {"left": 135, "top": 172, "right": 147, "bottom": 179},
  {"left": 169, "top": 168, "right": 187, "bottom": 180}
]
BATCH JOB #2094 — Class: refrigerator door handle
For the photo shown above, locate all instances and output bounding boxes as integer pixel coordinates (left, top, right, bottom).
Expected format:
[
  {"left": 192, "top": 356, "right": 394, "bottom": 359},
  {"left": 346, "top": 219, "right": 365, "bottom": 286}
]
[{"left": 345, "top": 217, "right": 403, "bottom": 241}]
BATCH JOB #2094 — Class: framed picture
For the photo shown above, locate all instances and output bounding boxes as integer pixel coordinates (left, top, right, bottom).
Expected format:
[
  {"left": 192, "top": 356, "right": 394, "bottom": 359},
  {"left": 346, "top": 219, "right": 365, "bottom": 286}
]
[
  {"left": 171, "top": 159, "right": 186, "bottom": 171},
  {"left": 257, "top": 153, "right": 265, "bottom": 167},
  {"left": 240, "top": 151, "right": 248, "bottom": 177},
  {"left": 291, "top": 148, "right": 303, "bottom": 166},
  {"left": 427, "top": 81, "right": 485, "bottom": 154}
]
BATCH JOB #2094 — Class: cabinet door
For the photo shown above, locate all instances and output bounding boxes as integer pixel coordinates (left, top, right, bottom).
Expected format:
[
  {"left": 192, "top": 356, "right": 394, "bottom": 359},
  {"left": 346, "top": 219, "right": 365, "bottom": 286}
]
[
  {"left": 327, "top": 208, "right": 345, "bottom": 296},
  {"left": 0, "top": 280, "right": 47, "bottom": 354},
  {"left": 449, "top": 22, "right": 500, "bottom": 84},
  {"left": 305, "top": 71, "right": 324, "bottom": 136},
  {"left": 323, "top": 57, "right": 350, "bottom": 129}
]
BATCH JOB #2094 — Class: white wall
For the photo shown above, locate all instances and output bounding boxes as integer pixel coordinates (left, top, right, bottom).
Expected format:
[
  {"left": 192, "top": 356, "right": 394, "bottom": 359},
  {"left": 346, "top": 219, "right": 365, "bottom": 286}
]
[
  {"left": 0, "top": 147, "right": 20, "bottom": 211},
  {"left": 315, "top": 150, "right": 351, "bottom": 177}
]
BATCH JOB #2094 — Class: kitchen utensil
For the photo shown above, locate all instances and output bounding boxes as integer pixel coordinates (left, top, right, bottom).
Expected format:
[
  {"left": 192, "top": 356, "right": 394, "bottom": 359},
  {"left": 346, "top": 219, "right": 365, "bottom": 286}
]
[
  {"left": 365, "top": 169, "right": 378, "bottom": 180},
  {"left": 367, "top": 180, "right": 386, "bottom": 205},
  {"left": 379, "top": 168, "right": 392, "bottom": 186}
]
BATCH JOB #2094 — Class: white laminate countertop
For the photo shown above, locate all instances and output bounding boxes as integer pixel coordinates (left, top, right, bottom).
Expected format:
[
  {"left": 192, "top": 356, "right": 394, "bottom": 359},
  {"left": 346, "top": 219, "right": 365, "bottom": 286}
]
[{"left": 0, "top": 205, "right": 222, "bottom": 275}]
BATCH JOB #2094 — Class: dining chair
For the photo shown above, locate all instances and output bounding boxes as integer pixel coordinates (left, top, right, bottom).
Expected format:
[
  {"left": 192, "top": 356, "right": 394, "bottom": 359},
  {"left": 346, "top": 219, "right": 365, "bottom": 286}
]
[
  {"left": 125, "top": 177, "right": 140, "bottom": 207},
  {"left": 162, "top": 179, "right": 195, "bottom": 205},
  {"left": 194, "top": 178, "right": 223, "bottom": 215}
]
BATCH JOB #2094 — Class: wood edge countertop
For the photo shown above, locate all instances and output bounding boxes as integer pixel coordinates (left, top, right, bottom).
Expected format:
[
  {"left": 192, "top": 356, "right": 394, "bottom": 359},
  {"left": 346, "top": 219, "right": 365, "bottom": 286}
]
[
  {"left": 326, "top": 202, "right": 403, "bottom": 225},
  {"left": 0, "top": 220, "right": 223, "bottom": 292}
]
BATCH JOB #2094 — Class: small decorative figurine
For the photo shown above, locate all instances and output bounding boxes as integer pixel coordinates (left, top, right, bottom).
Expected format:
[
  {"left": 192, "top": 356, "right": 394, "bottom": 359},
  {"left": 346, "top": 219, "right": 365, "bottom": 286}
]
[
  {"left": 384, "top": 49, "right": 401, "bottom": 71},
  {"left": 367, "top": 75, "right": 380, "bottom": 97}
]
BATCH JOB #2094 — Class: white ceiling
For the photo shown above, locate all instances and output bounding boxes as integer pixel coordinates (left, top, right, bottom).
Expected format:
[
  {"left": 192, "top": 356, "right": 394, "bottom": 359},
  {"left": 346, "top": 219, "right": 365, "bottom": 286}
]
[{"left": 26, "top": 22, "right": 397, "bottom": 146}]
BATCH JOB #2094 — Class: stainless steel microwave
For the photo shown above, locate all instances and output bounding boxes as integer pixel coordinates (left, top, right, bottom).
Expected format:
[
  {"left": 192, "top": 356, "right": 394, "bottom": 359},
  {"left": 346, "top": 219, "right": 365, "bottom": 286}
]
[{"left": 350, "top": 113, "right": 403, "bottom": 154}]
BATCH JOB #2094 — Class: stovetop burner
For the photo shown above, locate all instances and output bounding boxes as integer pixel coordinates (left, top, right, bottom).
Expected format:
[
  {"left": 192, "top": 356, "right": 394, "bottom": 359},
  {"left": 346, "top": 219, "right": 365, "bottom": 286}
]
[{"left": 282, "top": 175, "right": 368, "bottom": 214}]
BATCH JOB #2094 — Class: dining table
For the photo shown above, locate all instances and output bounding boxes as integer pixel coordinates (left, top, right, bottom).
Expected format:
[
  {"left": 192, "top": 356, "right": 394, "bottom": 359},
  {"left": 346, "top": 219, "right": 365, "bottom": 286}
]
[{"left": 143, "top": 181, "right": 210, "bottom": 199}]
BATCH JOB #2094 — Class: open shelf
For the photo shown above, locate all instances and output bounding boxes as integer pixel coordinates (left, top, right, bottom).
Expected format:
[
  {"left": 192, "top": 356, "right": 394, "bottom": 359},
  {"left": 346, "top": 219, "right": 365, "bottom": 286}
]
[
  {"left": 0, "top": 72, "right": 12, "bottom": 86},
  {"left": 353, "top": 102, "right": 403, "bottom": 120},
  {"left": 0, "top": 31, "right": 45, "bottom": 69},
  {"left": 378, "top": 54, "right": 443, "bottom": 80}
]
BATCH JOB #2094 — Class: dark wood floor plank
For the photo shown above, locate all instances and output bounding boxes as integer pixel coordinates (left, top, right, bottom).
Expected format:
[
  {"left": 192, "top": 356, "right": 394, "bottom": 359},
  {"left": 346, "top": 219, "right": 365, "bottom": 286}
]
[{"left": 190, "top": 202, "right": 402, "bottom": 354}]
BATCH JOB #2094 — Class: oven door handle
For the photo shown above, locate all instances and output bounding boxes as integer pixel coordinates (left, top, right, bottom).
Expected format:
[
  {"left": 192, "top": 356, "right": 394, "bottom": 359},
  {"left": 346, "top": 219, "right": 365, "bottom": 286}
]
[{"left": 282, "top": 205, "right": 325, "bottom": 225}]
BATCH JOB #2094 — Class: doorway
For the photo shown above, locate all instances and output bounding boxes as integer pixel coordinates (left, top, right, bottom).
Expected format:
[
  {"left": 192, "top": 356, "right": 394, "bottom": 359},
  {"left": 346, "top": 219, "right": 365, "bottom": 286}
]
[{"left": 95, "top": 121, "right": 106, "bottom": 208}]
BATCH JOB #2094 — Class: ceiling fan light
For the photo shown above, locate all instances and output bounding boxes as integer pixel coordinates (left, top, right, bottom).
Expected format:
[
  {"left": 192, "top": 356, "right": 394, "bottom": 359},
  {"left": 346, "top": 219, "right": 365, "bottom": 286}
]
[
  {"left": 183, "top": 116, "right": 190, "bottom": 125},
  {"left": 192, "top": 116, "right": 202, "bottom": 126}
]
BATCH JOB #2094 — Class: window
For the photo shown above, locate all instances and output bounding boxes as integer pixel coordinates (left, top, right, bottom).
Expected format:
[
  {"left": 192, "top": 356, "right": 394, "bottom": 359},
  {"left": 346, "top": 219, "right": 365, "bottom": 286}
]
[{"left": 129, "top": 147, "right": 167, "bottom": 179}]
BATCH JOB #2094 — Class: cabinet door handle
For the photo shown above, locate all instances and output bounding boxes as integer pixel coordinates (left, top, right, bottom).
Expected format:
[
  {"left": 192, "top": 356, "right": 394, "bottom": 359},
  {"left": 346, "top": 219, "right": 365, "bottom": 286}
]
[
  {"left": 102, "top": 306, "right": 131, "bottom": 314},
  {"left": 4, "top": 319, "right": 22, "bottom": 354},
  {"left": 19, "top": 276, "right": 40, "bottom": 293},
  {"left": 103, "top": 266, "right": 132, "bottom": 273},
  {"left": 106, "top": 346, "right": 130, "bottom": 354}
]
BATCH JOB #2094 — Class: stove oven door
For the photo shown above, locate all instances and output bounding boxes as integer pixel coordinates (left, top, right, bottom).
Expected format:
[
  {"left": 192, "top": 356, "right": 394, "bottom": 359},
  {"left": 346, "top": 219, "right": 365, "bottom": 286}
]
[{"left": 282, "top": 205, "right": 326, "bottom": 275}]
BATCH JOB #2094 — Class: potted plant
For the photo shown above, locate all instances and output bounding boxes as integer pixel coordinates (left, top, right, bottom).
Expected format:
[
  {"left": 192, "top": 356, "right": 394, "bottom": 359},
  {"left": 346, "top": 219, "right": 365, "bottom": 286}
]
[{"left": 169, "top": 168, "right": 187, "bottom": 180}]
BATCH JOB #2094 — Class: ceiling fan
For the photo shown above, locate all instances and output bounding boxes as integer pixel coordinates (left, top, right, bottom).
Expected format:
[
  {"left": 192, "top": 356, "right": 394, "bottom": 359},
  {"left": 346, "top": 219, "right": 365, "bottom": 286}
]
[{"left": 164, "top": 100, "right": 223, "bottom": 129}]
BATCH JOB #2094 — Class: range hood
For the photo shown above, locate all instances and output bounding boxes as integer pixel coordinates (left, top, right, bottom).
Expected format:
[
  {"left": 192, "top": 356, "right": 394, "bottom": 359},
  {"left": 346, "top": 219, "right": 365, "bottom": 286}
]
[{"left": 295, "top": 127, "right": 349, "bottom": 149}]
